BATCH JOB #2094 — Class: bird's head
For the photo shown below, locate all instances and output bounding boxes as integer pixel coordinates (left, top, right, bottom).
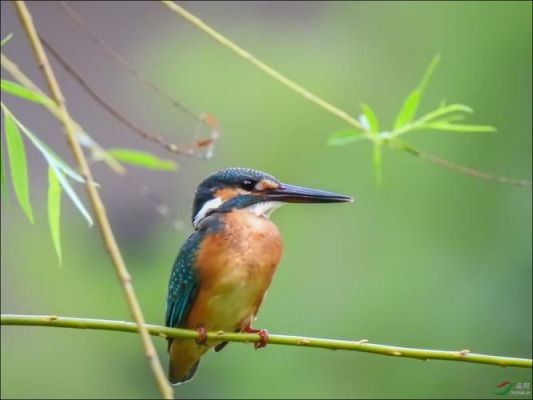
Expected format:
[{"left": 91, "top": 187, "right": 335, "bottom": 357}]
[{"left": 191, "top": 167, "right": 352, "bottom": 227}]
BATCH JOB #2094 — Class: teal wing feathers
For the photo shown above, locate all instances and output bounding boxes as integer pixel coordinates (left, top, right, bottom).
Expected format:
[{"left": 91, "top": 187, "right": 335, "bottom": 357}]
[{"left": 165, "top": 231, "right": 201, "bottom": 333}]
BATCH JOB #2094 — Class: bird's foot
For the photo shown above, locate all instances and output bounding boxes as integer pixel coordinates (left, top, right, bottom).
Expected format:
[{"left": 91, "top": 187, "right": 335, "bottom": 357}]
[
  {"left": 244, "top": 325, "right": 269, "bottom": 350},
  {"left": 195, "top": 326, "right": 208, "bottom": 345}
]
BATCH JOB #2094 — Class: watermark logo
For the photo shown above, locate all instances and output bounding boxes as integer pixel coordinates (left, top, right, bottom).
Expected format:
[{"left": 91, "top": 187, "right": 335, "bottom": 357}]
[{"left": 493, "top": 381, "right": 531, "bottom": 396}]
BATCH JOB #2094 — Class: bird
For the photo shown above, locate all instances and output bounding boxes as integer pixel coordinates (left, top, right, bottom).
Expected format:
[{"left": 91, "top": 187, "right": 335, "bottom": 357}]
[{"left": 165, "top": 167, "right": 352, "bottom": 384}]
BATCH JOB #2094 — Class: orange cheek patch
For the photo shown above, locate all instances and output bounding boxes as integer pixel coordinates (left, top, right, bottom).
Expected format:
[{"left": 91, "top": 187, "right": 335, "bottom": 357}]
[
  {"left": 215, "top": 187, "right": 245, "bottom": 200},
  {"left": 256, "top": 179, "right": 279, "bottom": 191}
]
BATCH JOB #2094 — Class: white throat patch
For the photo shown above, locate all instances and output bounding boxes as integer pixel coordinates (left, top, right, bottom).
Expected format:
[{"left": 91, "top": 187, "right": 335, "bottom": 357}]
[
  {"left": 193, "top": 197, "right": 223, "bottom": 228},
  {"left": 245, "top": 201, "right": 285, "bottom": 218},
  {"left": 193, "top": 199, "right": 284, "bottom": 228}
]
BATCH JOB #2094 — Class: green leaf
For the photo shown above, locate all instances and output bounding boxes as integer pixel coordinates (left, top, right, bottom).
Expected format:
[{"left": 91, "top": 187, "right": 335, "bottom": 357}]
[
  {"left": 4, "top": 110, "right": 33, "bottom": 223},
  {"left": 421, "top": 104, "right": 473, "bottom": 124},
  {"left": 0, "top": 141, "right": 8, "bottom": 204},
  {"left": 17, "top": 122, "right": 85, "bottom": 183},
  {"left": 327, "top": 130, "right": 365, "bottom": 146},
  {"left": 432, "top": 114, "right": 466, "bottom": 124},
  {"left": 1, "top": 104, "right": 92, "bottom": 226},
  {"left": 423, "top": 122, "right": 496, "bottom": 133},
  {"left": 106, "top": 148, "right": 178, "bottom": 171},
  {"left": 373, "top": 144, "right": 383, "bottom": 184},
  {"left": 2, "top": 106, "right": 84, "bottom": 183},
  {"left": 393, "top": 89, "right": 421, "bottom": 130},
  {"left": 393, "top": 55, "right": 441, "bottom": 130},
  {"left": 47, "top": 159, "right": 92, "bottom": 226},
  {"left": 1, "top": 79, "right": 54, "bottom": 107},
  {"left": 48, "top": 166, "right": 62, "bottom": 264},
  {"left": 361, "top": 103, "right": 380, "bottom": 134},
  {"left": 418, "top": 54, "right": 441, "bottom": 94},
  {"left": 1, "top": 33, "right": 13, "bottom": 47}
]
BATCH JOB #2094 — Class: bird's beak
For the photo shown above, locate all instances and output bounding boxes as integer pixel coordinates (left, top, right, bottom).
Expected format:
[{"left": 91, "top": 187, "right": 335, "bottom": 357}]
[{"left": 263, "top": 183, "right": 353, "bottom": 203}]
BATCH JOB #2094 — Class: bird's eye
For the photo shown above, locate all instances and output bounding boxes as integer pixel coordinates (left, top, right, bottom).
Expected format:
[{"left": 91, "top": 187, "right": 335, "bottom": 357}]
[{"left": 241, "top": 179, "right": 256, "bottom": 191}]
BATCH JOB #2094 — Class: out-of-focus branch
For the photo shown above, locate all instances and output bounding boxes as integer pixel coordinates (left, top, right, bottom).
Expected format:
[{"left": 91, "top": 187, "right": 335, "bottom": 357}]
[
  {"left": 40, "top": 34, "right": 219, "bottom": 159},
  {"left": 161, "top": 1, "right": 532, "bottom": 188},
  {"left": 2, "top": 314, "right": 532, "bottom": 369},
  {"left": 0, "top": 53, "right": 125, "bottom": 174},
  {"left": 160, "top": 1, "right": 368, "bottom": 135},
  {"left": 58, "top": 0, "right": 202, "bottom": 122},
  {"left": 13, "top": 2, "right": 173, "bottom": 398},
  {"left": 393, "top": 140, "right": 533, "bottom": 187}
]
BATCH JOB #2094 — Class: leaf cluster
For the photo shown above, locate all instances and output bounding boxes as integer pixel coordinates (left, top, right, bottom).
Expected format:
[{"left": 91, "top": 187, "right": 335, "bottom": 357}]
[
  {"left": 1, "top": 34, "right": 178, "bottom": 263},
  {"left": 327, "top": 55, "right": 496, "bottom": 183}
]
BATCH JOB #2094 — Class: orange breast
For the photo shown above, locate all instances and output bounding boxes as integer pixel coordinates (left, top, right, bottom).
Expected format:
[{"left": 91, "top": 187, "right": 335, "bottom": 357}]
[{"left": 186, "top": 210, "right": 283, "bottom": 333}]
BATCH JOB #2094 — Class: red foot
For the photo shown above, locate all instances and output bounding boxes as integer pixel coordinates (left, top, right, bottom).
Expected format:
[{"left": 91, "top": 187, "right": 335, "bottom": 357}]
[
  {"left": 244, "top": 325, "right": 269, "bottom": 350},
  {"left": 195, "top": 326, "right": 208, "bottom": 345}
]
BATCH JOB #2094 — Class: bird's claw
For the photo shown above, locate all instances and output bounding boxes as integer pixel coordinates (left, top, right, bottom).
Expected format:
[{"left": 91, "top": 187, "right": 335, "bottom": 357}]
[
  {"left": 244, "top": 326, "right": 269, "bottom": 350},
  {"left": 255, "top": 329, "right": 269, "bottom": 350},
  {"left": 195, "top": 326, "right": 208, "bottom": 345}
]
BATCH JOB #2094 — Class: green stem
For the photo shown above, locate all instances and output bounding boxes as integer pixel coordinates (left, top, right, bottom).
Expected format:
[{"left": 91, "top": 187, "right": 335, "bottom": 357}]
[
  {"left": 160, "top": 1, "right": 371, "bottom": 139},
  {"left": 14, "top": 3, "right": 172, "bottom": 397},
  {"left": 2, "top": 314, "right": 531, "bottom": 369},
  {"left": 161, "top": 1, "right": 532, "bottom": 188}
]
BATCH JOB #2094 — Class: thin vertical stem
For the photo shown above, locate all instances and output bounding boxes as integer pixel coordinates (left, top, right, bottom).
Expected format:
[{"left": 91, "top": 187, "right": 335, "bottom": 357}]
[{"left": 13, "top": 2, "right": 173, "bottom": 398}]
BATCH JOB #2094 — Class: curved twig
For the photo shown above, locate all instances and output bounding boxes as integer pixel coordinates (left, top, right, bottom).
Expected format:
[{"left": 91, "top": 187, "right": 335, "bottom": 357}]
[
  {"left": 40, "top": 34, "right": 219, "bottom": 159},
  {"left": 58, "top": 1, "right": 200, "bottom": 121}
]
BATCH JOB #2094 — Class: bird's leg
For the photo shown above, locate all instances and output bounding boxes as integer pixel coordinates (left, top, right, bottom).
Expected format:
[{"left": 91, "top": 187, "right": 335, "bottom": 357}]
[
  {"left": 195, "top": 325, "right": 208, "bottom": 345},
  {"left": 244, "top": 324, "right": 269, "bottom": 350}
]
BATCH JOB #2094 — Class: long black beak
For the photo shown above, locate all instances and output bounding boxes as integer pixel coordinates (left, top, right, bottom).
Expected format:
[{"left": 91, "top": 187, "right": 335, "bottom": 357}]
[{"left": 263, "top": 183, "right": 353, "bottom": 203}]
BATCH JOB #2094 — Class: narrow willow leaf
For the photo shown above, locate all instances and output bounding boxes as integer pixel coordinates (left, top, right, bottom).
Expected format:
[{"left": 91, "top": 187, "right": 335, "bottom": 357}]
[
  {"left": 393, "top": 89, "right": 421, "bottom": 130},
  {"left": 418, "top": 54, "right": 441, "bottom": 93},
  {"left": 4, "top": 111, "right": 33, "bottom": 223},
  {"left": 46, "top": 158, "right": 93, "bottom": 226},
  {"left": 1, "top": 80, "right": 53, "bottom": 106},
  {"left": 6, "top": 108, "right": 84, "bottom": 182},
  {"left": 106, "top": 148, "right": 177, "bottom": 171},
  {"left": 0, "top": 142, "right": 8, "bottom": 204},
  {"left": 361, "top": 103, "right": 380, "bottom": 134},
  {"left": 373, "top": 144, "right": 383, "bottom": 184},
  {"left": 48, "top": 166, "right": 62, "bottom": 264},
  {"left": 432, "top": 114, "right": 466, "bottom": 124},
  {"left": 327, "top": 130, "right": 365, "bottom": 146},
  {"left": 393, "top": 55, "right": 441, "bottom": 130},
  {"left": 421, "top": 104, "right": 473, "bottom": 124},
  {"left": 22, "top": 127, "right": 84, "bottom": 182},
  {"left": 423, "top": 122, "right": 496, "bottom": 133},
  {"left": 1, "top": 33, "right": 13, "bottom": 47},
  {"left": 0, "top": 105, "right": 92, "bottom": 226}
]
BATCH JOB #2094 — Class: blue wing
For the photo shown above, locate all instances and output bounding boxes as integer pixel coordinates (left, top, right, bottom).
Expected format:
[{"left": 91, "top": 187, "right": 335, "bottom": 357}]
[{"left": 165, "top": 231, "right": 202, "bottom": 330}]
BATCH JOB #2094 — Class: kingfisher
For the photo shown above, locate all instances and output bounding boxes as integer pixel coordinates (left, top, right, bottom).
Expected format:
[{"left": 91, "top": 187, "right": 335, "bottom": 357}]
[{"left": 165, "top": 167, "right": 352, "bottom": 384}]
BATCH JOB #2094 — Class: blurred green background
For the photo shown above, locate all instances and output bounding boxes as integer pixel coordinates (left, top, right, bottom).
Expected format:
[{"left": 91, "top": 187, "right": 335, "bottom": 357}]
[{"left": 1, "top": 1, "right": 531, "bottom": 398}]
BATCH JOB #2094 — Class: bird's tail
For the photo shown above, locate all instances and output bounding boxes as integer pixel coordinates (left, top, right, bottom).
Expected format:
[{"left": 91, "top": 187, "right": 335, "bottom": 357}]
[{"left": 168, "top": 339, "right": 208, "bottom": 385}]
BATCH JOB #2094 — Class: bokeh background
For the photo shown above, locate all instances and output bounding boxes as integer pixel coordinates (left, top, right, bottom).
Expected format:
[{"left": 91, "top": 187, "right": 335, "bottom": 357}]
[{"left": 1, "top": 1, "right": 531, "bottom": 398}]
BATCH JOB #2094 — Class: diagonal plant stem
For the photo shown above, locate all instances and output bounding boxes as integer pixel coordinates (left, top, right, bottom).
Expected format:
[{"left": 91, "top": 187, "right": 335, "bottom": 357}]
[
  {"left": 160, "top": 1, "right": 370, "bottom": 137},
  {"left": 0, "top": 54, "right": 125, "bottom": 174},
  {"left": 39, "top": 34, "right": 212, "bottom": 158},
  {"left": 2, "top": 314, "right": 531, "bottom": 369},
  {"left": 13, "top": 2, "right": 173, "bottom": 398},
  {"left": 391, "top": 140, "right": 533, "bottom": 187},
  {"left": 161, "top": 1, "right": 532, "bottom": 188},
  {"left": 58, "top": 0, "right": 201, "bottom": 122}
]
